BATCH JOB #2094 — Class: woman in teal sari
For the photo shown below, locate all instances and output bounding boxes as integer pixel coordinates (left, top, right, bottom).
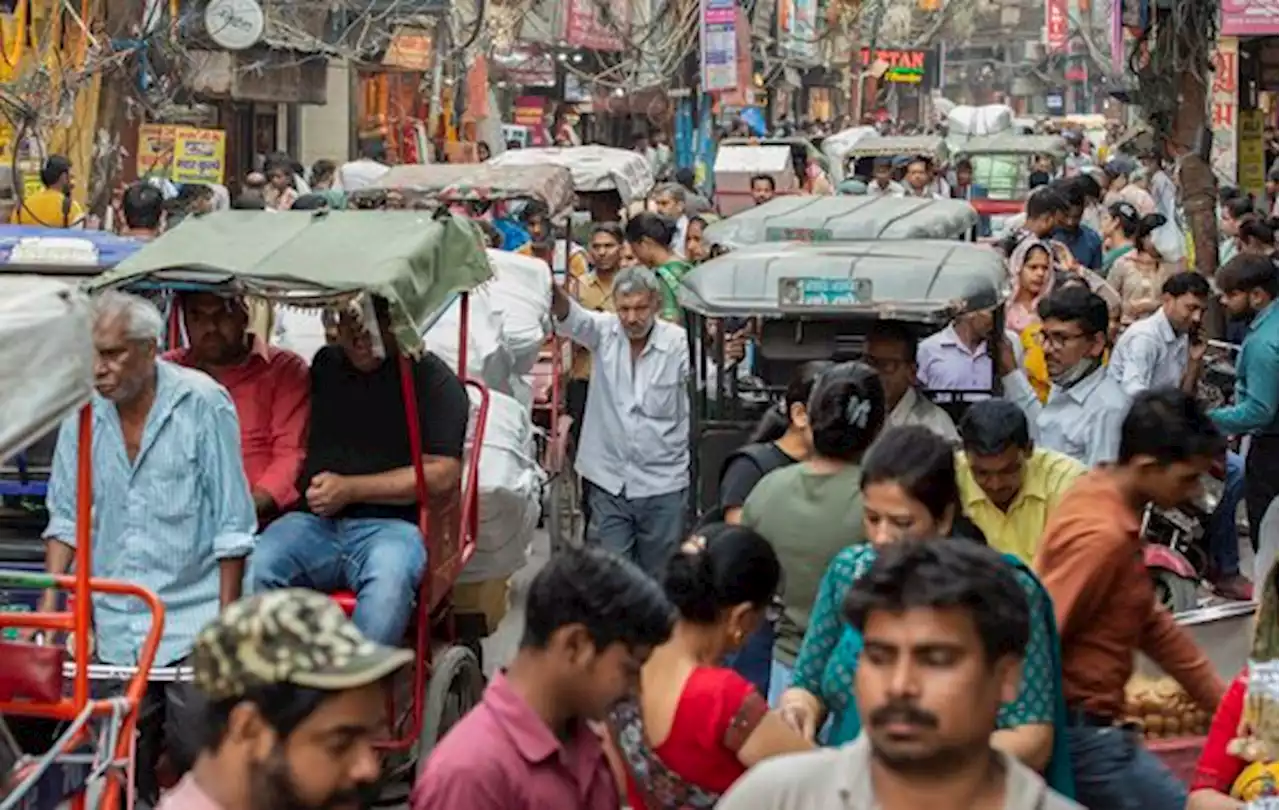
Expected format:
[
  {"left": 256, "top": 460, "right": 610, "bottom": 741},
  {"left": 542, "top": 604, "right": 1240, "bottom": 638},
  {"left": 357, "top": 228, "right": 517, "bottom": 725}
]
[{"left": 778, "top": 426, "right": 1074, "bottom": 798}]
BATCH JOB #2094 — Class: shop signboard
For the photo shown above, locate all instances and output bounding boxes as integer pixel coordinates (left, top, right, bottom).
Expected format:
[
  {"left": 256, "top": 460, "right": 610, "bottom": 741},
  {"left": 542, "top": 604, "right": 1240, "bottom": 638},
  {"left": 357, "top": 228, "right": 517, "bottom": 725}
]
[
  {"left": 701, "top": 0, "right": 738, "bottom": 92},
  {"left": 1239, "top": 109, "right": 1266, "bottom": 204},
  {"left": 171, "top": 127, "right": 226, "bottom": 185},
  {"left": 778, "top": 0, "right": 818, "bottom": 63},
  {"left": 563, "top": 0, "right": 628, "bottom": 51},
  {"left": 1220, "top": 0, "right": 1279, "bottom": 37},
  {"left": 1046, "top": 0, "right": 1070, "bottom": 53},
  {"left": 857, "top": 48, "right": 938, "bottom": 88},
  {"left": 1210, "top": 37, "right": 1239, "bottom": 187},
  {"left": 136, "top": 123, "right": 175, "bottom": 178}
]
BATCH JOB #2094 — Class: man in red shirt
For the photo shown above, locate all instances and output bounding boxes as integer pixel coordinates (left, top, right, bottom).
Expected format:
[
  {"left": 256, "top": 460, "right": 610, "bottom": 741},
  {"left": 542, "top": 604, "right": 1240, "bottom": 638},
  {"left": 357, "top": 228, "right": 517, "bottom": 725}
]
[{"left": 168, "top": 293, "right": 310, "bottom": 522}]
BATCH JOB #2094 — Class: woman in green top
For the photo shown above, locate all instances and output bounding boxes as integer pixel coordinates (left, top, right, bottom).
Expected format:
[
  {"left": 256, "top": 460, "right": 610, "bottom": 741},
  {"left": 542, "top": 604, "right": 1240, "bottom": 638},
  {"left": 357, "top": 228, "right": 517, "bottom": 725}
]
[
  {"left": 779, "top": 425, "right": 1074, "bottom": 798},
  {"left": 626, "top": 212, "right": 692, "bottom": 322},
  {"left": 739, "top": 362, "right": 886, "bottom": 704},
  {"left": 1101, "top": 200, "right": 1140, "bottom": 274}
]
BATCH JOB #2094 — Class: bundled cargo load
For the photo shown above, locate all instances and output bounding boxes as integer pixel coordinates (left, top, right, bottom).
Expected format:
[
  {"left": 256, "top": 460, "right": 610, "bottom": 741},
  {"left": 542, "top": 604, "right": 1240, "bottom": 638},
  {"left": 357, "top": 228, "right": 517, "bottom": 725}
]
[
  {"left": 947, "top": 104, "right": 1015, "bottom": 137},
  {"left": 422, "top": 286, "right": 516, "bottom": 395},
  {"left": 485, "top": 248, "right": 552, "bottom": 375},
  {"left": 458, "top": 388, "right": 546, "bottom": 585}
]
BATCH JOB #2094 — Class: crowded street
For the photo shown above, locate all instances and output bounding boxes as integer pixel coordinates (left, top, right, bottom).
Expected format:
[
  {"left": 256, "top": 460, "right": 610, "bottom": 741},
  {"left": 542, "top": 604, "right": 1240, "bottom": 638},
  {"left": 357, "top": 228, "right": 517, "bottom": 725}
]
[{"left": 0, "top": 0, "right": 1279, "bottom": 808}]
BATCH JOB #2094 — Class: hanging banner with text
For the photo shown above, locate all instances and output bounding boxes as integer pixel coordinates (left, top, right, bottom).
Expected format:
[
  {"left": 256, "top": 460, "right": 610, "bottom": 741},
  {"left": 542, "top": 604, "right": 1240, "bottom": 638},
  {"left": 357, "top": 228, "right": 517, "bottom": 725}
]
[
  {"left": 1045, "top": 0, "right": 1069, "bottom": 53},
  {"left": 701, "top": 0, "right": 738, "bottom": 92},
  {"left": 1210, "top": 37, "right": 1239, "bottom": 187}
]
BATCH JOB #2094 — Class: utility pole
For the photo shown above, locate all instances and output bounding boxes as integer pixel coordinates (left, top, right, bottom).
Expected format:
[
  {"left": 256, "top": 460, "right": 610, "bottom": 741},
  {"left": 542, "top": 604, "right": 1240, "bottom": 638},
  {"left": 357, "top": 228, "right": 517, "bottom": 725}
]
[{"left": 90, "top": 0, "right": 146, "bottom": 219}]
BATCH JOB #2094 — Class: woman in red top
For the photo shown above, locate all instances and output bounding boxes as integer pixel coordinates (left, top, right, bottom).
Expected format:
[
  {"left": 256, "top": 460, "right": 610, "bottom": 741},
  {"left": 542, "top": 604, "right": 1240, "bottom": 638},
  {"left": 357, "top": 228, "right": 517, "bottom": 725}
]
[
  {"left": 606, "top": 523, "right": 813, "bottom": 809},
  {"left": 1189, "top": 670, "right": 1252, "bottom": 809}
]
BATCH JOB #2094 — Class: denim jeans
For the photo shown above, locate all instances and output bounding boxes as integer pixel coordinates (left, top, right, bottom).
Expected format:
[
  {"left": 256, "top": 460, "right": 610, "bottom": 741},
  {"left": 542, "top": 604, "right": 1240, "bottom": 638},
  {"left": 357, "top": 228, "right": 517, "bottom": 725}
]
[
  {"left": 585, "top": 482, "right": 687, "bottom": 578},
  {"left": 726, "top": 621, "right": 775, "bottom": 697},
  {"left": 1208, "top": 450, "right": 1246, "bottom": 575},
  {"left": 1067, "top": 725, "right": 1187, "bottom": 810},
  {"left": 251, "top": 512, "right": 427, "bottom": 644}
]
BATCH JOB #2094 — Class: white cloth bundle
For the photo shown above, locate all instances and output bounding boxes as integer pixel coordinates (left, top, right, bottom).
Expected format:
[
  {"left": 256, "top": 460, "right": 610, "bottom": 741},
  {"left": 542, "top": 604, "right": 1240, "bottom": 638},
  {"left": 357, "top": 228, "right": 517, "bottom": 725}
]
[
  {"left": 422, "top": 287, "right": 516, "bottom": 395},
  {"left": 485, "top": 248, "right": 552, "bottom": 375}
]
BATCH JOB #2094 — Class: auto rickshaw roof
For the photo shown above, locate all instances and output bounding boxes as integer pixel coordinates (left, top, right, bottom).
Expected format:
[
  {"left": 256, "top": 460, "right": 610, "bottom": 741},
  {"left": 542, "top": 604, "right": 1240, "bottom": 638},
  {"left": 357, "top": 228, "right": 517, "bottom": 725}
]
[
  {"left": 952, "top": 133, "right": 1069, "bottom": 157},
  {"left": 0, "top": 275, "right": 93, "bottom": 460},
  {"left": 843, "top": 135, "right": 949, "bottom": 159},
  {"left": 0, "top": 226, "right": 144, "bottom": 276},
  {"left": 486, "top": 145, "right": 655, "bottom": 204},
  {"left": 678, "top": 240, "right": 1006, "bottom": 322},
  {"left": 353, "top": 163, "right": 576, "bottom": 218},
  {"left": 84, "top": 210, "right": 493, "bottom": 354},
  {"left": 704, "top": 195, "right": 979, "bottom": 249}
]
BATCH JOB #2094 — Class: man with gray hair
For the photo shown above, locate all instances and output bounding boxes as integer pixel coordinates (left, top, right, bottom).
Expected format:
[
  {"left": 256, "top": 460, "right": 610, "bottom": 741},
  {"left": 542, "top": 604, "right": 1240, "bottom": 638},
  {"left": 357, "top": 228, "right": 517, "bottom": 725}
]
[
  {"left": 551, "top": 266, "right": 690, "bottom": 576},
  {"left": 38, "top": 290, "right": 256, "bottom": 806},
  {"left": 651, "top": 182, "right": 691, "bottom": 257}
]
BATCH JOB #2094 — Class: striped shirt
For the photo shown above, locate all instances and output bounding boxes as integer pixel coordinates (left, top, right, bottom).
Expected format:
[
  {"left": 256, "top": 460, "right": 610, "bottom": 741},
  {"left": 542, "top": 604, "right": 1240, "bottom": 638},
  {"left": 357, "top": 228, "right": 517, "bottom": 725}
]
[{"left": 43, "top": 361, "right": 256, "bottom": 666}]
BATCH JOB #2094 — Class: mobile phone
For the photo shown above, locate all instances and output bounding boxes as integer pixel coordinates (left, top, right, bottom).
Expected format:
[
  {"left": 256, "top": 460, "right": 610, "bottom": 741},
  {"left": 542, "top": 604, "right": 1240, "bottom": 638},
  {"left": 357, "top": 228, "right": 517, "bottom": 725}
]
[{"left": 990, "top": 302, "right": 1006, "bottom": 340}]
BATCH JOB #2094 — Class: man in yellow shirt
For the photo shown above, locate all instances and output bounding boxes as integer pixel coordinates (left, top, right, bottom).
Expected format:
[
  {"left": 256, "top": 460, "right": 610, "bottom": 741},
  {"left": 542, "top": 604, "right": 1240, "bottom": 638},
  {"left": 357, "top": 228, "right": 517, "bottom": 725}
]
[
  {"left": 566, "top": 223, "right": 622, "bottom": 446},
  {"left": 11, "top": 155, "right": 84, "bottom": 227},
  {"left": 955, "top": 398, "right": 1085, "bottom": 564}
]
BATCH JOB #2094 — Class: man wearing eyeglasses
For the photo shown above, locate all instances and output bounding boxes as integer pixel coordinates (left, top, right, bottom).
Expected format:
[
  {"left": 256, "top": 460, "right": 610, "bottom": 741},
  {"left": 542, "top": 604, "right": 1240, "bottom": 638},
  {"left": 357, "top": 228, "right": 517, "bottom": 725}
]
[
  {"left": 864, "top": 321, "right": 959, "bottom": 445},
  {"left": 996, "top": 286, "right": 1129, "bottom": 467}
]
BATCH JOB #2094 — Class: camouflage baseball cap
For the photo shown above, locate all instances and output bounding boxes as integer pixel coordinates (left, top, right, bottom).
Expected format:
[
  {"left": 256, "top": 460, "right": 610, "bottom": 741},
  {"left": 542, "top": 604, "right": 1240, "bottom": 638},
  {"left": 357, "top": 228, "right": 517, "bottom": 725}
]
[{"left": 192, "top": 589, "right": 414, "bottom": 702}]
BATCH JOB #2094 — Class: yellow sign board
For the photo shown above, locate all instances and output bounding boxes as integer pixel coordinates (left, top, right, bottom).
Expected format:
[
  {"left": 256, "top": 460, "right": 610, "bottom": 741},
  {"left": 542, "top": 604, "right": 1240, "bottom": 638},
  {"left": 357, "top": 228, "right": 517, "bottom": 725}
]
[
  {"left": 1239, "top": 109, "right": 1266, "bottom": 204},
  {"left": 171, "top": 127, "right": 226, "bottom": 185},
  {"left": 135, "top": 124, "right": 226, "bottom": 185}
]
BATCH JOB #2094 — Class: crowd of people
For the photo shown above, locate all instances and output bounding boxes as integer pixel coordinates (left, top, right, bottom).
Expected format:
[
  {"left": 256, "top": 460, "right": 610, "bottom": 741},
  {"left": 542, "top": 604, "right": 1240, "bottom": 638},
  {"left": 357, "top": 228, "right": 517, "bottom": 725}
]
[{"left": 4, "top": 115, "right": 1278, "bottom": 810}]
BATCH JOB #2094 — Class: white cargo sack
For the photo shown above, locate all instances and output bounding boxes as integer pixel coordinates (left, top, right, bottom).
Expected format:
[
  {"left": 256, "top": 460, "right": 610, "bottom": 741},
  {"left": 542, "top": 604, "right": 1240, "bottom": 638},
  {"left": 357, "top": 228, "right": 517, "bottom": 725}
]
[
  {"left": 459, "top": 389, "right": 546, "bottom": 584},
  {"left": 486, "top": 248, "right": 552, "bottom": 375},
  {"left": 947, "top": 104, "right": 1014, "bottom": 137},
  {"left": 422, "top": 287, "right": 515, "bottom": 395}
]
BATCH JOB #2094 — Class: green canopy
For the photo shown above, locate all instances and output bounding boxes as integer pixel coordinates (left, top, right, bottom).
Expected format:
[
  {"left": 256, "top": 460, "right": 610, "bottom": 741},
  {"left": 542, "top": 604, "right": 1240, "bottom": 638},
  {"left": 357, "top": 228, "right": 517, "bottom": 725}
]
[{"left": 85, "top": 210, "right": 493, "bottom": 353}]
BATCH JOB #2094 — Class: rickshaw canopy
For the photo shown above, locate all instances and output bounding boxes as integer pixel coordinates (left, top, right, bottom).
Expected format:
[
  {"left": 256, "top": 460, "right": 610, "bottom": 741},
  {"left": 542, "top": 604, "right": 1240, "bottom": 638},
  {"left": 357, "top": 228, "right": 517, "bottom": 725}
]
[
  {"left": 0, "top": 226, "right": 144, "bottom": 276},
  {"left": 844, "top": 134, "right": 949, "bottom": 162},
  {"left": 721, "top": 136, "right": 824, "bottom": 161},
  {"left": 678, "top": 240, "right": 1006, "bottom": 322},
  {"left": 84, "top": 210, "right": 493, "bottom": 353},
  {"left": 487, "top": 145, "right": 655, "bottom": 204},
  {"left": 952, "top": 133, "right": 1069, "bottom": 158},
  {"left": 703, "top": 195, "right": 979, "bottom": 249},
  {"left": 352, "top": 163, "right": 576, "bottom": 219},
  {"left": 0, "top": 275, "right": 93, "bottom": 461}
]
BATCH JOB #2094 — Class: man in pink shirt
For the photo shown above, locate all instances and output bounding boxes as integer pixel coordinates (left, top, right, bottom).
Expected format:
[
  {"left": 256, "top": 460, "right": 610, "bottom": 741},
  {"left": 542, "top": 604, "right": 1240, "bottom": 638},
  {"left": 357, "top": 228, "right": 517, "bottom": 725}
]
[
  {"left": 168, "top": 293, "right": 309, "bottom": 522},
  {"left": 158, "top": 588, "right": 412, "bottom": 810},
  {"left": 411, "top": 547, "right": 675, "bottom": 810}
]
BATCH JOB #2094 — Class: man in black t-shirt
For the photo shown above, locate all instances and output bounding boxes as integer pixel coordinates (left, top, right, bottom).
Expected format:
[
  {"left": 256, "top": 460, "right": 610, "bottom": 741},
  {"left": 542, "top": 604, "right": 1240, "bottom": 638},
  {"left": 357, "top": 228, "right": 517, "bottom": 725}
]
[{"left": 251, "top": 297, "right": 469, "bottom": 644}]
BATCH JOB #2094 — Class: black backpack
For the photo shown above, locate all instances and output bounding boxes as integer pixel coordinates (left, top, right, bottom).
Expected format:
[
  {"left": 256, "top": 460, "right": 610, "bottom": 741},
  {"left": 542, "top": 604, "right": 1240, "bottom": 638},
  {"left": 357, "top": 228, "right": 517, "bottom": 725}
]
[{"left": 696, "top": 442, "right": 792, "bottom": 529}]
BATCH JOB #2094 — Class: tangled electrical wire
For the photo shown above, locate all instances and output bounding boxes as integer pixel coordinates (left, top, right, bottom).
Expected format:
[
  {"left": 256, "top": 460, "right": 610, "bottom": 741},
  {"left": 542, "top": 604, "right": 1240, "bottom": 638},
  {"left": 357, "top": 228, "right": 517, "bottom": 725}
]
[{"left": 1126, "top": 0, "right": 1218, "bottom": 145}]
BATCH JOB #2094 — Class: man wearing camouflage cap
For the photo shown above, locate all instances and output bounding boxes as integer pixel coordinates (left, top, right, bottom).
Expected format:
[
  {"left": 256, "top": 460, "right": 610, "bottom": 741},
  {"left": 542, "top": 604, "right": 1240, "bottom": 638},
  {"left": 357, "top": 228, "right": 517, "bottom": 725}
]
[{"left": 156, "top": 589, "right": 412, "bottom": 810}]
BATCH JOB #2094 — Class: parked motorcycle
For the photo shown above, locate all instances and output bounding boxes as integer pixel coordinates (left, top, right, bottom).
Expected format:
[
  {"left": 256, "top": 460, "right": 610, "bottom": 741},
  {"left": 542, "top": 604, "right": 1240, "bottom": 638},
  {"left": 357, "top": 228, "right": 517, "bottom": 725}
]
[{"left": 1142, "top": 467, "right": 1224, "bottom": 613}]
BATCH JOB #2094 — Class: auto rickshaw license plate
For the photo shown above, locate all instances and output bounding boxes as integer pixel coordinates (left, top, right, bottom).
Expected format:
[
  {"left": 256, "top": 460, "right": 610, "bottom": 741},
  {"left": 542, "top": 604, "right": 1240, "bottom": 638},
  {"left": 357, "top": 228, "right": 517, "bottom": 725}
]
[{"left": 779, "top": 277, "right": 872, "bottom": 307}]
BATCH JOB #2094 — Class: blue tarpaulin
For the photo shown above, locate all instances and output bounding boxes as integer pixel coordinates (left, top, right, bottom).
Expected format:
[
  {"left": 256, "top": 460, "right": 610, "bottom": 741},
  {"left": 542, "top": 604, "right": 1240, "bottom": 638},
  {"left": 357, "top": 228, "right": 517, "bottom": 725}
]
[{"left": 0, "top": 226, "right": 144, "bottom": 269}]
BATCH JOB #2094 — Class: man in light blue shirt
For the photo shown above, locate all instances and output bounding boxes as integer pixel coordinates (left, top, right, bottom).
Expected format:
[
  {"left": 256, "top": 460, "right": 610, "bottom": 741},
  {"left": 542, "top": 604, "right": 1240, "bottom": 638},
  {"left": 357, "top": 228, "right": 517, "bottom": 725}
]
[
  {"left": 40, "top": 290, "right": 255, "bottom": 806},
  {"left": 1211, "top": 254, "right": 1279, "bottom": 549},
  {"left": 1109, "top": 273, "right": 1250, "bottom": 599},
  {"left": 551, "top": 266, "right": 690, "bottom": 576},
  {"left": 998, "top": 286, "right": 1129, "bottom": 467}
]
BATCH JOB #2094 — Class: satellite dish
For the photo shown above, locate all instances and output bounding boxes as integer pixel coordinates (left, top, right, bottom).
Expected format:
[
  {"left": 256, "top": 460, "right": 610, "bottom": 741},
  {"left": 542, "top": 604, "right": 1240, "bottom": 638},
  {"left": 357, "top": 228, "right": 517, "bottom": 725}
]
[{"left": 204, "top": 0, "right": 265, "bottom": 51}]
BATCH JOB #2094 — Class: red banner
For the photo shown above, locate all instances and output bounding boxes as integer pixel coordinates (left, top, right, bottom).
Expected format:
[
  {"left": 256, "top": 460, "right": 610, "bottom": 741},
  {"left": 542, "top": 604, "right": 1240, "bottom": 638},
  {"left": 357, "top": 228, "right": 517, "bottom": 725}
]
[
  {"left": 1045, "top": 0, "right": 1069, "bottom": 53},
  {"left": 563, "top": 0, "right": 628, "bottom": 51}
]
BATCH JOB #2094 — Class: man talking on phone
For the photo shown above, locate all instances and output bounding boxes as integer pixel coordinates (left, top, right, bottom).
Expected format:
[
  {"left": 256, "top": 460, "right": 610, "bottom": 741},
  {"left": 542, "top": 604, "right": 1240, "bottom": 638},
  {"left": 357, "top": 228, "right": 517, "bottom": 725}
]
[{"left": 1106, "top": 273, "right": 1250, "bottom": 599}]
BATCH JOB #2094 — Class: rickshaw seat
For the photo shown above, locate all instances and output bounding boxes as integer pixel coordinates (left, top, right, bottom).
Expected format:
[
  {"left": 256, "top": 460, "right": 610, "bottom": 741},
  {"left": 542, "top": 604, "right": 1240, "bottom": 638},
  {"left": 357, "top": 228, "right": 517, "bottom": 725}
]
[
  {"left": 0, "top": 640, "right": 64, "bottom": 703},
  {"left": 329, "top": 590, "right": 358, "bottom": 617}
]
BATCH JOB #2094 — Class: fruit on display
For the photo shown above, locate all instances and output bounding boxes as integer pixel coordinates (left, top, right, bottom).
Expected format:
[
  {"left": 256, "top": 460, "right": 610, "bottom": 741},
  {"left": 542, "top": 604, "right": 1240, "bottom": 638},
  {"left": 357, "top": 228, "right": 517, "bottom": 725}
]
[{"left": 1123, "top": 675, "right": 1211, "bottom": 739}]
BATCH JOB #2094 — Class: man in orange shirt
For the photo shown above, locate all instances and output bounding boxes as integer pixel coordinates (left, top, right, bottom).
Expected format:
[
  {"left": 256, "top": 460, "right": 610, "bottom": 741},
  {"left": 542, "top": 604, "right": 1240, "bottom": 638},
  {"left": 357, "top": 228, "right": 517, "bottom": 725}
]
[
  {"left": 167, "top": 294, "right": 310, "bottom": 524},
  {"left": 1035, "top": 387, "right": 1226, "bottom": 810}
]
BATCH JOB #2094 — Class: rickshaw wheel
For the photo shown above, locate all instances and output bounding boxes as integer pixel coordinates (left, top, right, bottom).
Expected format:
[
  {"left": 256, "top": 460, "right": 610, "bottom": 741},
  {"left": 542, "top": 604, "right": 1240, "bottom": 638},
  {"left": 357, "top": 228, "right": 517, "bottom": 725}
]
[
  {"left": 416, "top": 645, "right": 484, "bottom": 765},
  {"left": 547, "top": 470, "right": 583, "bottom": 554}
]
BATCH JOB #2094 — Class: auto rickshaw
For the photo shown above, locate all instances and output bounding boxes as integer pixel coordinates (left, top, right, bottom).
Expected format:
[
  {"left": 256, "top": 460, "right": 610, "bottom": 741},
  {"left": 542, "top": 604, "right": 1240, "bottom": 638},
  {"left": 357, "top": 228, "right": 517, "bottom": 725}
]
[
  {"left": 678, "top": 239, "right": 1006, "bottom": 513},
  {"left": 78, "top": 209, "right": 495, "bottom": 790},
  {"left": 1, "top": 275, "right": 164, "bottom": 810},
  {"left": 951, "top": 133, "right": 1069, "bottom": 219},
  {"left": 702, "top": 195, "right": 980, "bottom": 252},
  {"left": 715, "top": 137, "right": 836, "bottom": 215},
  {"left": 842, "top": 134, "right": 950, "bottom": 184}
]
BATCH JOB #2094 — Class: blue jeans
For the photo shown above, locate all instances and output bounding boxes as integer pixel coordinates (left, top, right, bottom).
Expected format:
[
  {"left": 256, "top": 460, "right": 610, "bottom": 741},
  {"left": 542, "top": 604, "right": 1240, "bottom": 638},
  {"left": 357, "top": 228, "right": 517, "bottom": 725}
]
[
  {"left": 585, "top": 482, "right": 687, "bottom": 578},
  {"left": 726, "top": 621, "right": 775, "bottom": 697},
  {"left": 251, "top": 512, "right": 427, "bottom": 644},
  {"left": 1208, "top": 450, "right": 1246, "bottom": 575},
  {"left": 1067, "top": 725, "right": 1187, "bottom": 810}
]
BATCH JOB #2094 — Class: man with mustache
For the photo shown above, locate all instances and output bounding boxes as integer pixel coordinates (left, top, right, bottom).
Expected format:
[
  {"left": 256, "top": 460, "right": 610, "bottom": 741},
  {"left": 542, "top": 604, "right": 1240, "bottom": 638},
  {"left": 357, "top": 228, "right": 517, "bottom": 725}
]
[
  {"left": 157, "top": 589, "right": 412, "bottom": 810},
  {"left": 718, "top": 540, "right": 1080, "bottom": 810},
  {"left": 551, "top": 266, "right": 690, "bottom": 577}
]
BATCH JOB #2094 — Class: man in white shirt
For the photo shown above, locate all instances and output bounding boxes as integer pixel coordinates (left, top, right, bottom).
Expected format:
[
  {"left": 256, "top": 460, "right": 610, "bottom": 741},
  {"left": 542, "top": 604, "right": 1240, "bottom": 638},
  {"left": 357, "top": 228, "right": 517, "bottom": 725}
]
[
  {"left": 867, "top": 157, "right": 906, "bottom": 197},
  {"left": 996, "top": 285, "right": 1129, "bottom": 467},
  {"left": 904, "top": 156, "right": 946, "bottom": 200},
  {"left": 336, "top": 142, "right": 390, "bottom": 193},
  {"left": 865, "top": 321, "right": 959, "bottom": 444},
  {"left": 651, "top": 182, "right": 690, "bottom": 258},
  {"left": 551, "top": 266, "right": 690, "bottom": 576},
  {"left": 1108, "top": 271, "right": 1211, "bottom": 398}
]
